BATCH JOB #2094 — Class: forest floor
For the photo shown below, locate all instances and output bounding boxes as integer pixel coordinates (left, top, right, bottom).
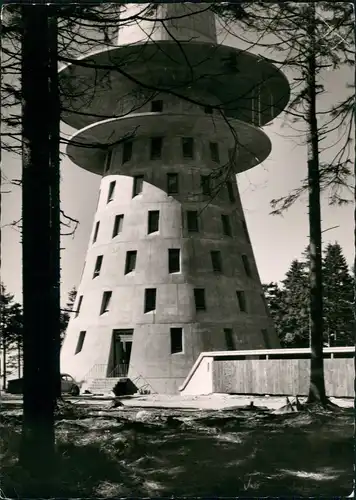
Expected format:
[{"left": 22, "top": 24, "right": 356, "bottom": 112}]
[{"left": 0, "top": 396, "right": 354, "bottom": 498}]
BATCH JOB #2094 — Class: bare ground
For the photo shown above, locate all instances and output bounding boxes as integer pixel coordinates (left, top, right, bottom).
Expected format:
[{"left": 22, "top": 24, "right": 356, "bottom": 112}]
[{"left": 0, "top": 398, "right": 353, "bottom": 498}]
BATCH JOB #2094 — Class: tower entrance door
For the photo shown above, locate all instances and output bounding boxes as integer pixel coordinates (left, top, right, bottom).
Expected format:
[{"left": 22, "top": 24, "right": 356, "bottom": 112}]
[{"left": 109, "top": 329, "right": 133, "bottom": 377}]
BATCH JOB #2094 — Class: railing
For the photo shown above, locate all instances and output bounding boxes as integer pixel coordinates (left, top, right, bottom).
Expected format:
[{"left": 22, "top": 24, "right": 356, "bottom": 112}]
[{"left": 108, "top": 364, "right": 129, "bottom": 377}]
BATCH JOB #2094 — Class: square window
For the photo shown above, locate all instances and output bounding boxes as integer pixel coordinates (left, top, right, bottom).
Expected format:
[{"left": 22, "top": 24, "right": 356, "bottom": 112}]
[
  {"left": 148, "top": 210, "right": 160, "bottom": 234},
  {"left": 236, "top": 291, "right": 247, "bottom": 312},
  {"left": 75, "top": 295, "right": 83, "bottom": 317},
  {"left": 209, "top": 142, "right": 220, "bottom": 162},
  {"left": 168, "top": 248, "right": 180, "bottom": 273},
  {"left": 144, "top": 288, "right": 156, "bottom": 313},
  {"left": 104, "top": 150, "right": 113, "bottom": 173},
  {"left": 187, "top": 211, "right": 199, "bottom": 232},
  {"left": 112, "top": 214, "right": 124, "bottom": 238},
  {"left": 92, "top": 221, "right": 100, "bottom": 243},
  {"left": 107, "top": 181, "right": 116, "bottom": 203},
  {"left": 182, "top": 137, "right": 194, "bottom": 159},
  {"left": 242, "top": 254, "right": 252, "bottom": 277},
  {"left": 226, "top": 180, "right": 235, "bottom": 202},
  {"left": 170, "top": 328, "right": 183, "bottom": 354},
  {"left": 194, "top": 288, "right": 206, "bottom": 311},
  {"left": 122, "top": 141, "right": 133, "bottom": 164},
  {"left": 211, "top": 251, "right": 222, "bottom": 272},
  {"left": 224, "top": 328, "right": 235, "bottom": 350},
  {"left": 150, "top": 137, "right": 163, "bottom": 160},
  {"left": 100, "top": 291, "right": 112, "bottom": 315},
  {"left": 201, "top": 175, "right": 211, "bottom": 196},
  {"left": 261, "top": 328, "right": 271, "bottom": 349},
  {"left": 125, "top": 250, "right": 137, "bottom": 274},
  {"left": 93, "top": 255, "right": 103, "bottom": 278},
  {"left": 221, "top": 214, "right": 232, "bottom": 236},
  {"left": 167, "top": 173, "right": 179, "bottom": 195},
  {"left": 75, "top": 331, "right": 86, "bottom": 355},
  {"left": 132, "top": 175, "right": 144, "bottom": 197},
  {"left": 151, "top": 100, "right": 163, "bottom": 112},
  {"left": 204, "top": 106, "right": 213, "bottom": 114}
]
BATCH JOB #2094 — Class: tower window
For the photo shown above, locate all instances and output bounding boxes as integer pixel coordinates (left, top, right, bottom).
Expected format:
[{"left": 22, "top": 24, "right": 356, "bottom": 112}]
[
  {"left": 221, "top": 214, "right": 232, "bottom": 236},
  {"left": 204, "top": 106, "right": 213, "bottom": 114},
  {"left": 168, "top": 248, "right": 180, "bottom": 273},
  {"left": 261, "top": 328, "right": 271, "bottom": 349},
  {"left": 187, "top": 211, "right": 199, "bottom": 232},
  {"left": 151, "top": 100, "right": 163, "bottom": 112},
  {"left": 100, "top": 291, "right": 112, "bottom": 315},
  {"left": 148, "top": 210, "right": 160, "bottom": 234},
  {"left": 224, "top": 328, "right": 235, "bottom": 350},
  {"left": 107, "top": 181, "right": 116, "bottom": 203},
  {"left": 194, "top": 288, "right": 206, "bottom": 311},
  {"left": 93, "top": 255, "right": 103, "bottom": 278},
  {"left": 125, "top": 250, "right": 137, "bottom": 274},
  {"left": 182, "top": 137, "right": 194, "bottom": 159},
  {"left": 75, "top": 331, "right": 86, "bottom": 355},
  {"left": 75, "top": 295, "right": 83, "bottom": 317},
  {"left": 209, "top": 142, "right": 220, "bottom": 162},
  {"left": 150, "top": 137, "right": 163, "bottom": 160},
  {"left": 104, "top": 150, "right": 113, "bottom": 173},
  {"left": 112, "top": 214, "right": 124, "bottom": 238},
  {"left": 242, "top": 254, "right": 252, "bottom": 277},
  {"left": 92, "top": 221, "right": 100, "bottom": 243},
  {"left": 201, "top": 175, "right": 211, "bottom": 196},
  {"left": 211, "top": 251, "right": 222, "bottom": 273},
  {"left": 132, "top": 175, "right": 144, "bottom": 197},
  {"left": 242, "top": 220, "right": 250, "bottom": 242},
  {"left": 236, "top": 291, "right": 247, "bottom": 312},
  {"left": 170, "top": 328, "right": 183, "bottom": 354},
  {"left": 122, "top": 141, "right": 133, "bottom": 164},
  {"left": 226, "top": 180, "right": 235, "bottom": 202},
  {"left": 144, "top": 288, "right": 156, "bottom": 313},
  {"left": 167, "top": 173, "right": 179, "bottom": 195}
]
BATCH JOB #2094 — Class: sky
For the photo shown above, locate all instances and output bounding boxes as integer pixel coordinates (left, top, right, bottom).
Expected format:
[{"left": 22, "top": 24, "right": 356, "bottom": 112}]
[{"left": 1, "top": 9, "right": 354, "bottom": 305}]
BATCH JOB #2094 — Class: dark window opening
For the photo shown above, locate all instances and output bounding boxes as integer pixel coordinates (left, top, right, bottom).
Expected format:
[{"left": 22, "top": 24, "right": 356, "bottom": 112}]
[
  {"left": 194, "top": 288, "right": 206, "bottom": 311},
  {"left": 104, "top": 150, "right": 113, "bottom": 173},
  {"left": 148, "top": 210, "right": 160, "bottom": 234},
  {"left": 132, "top": 175, "right": 144, "bottom": 198},
  {"left": 242, "top": 220, "right": 250, "bottom": 242},
  {"left": 236, "top": 291, "right": 247, "bottom": 312},
  {"left": 170, "top": 328, "right": 183, "bottom": 354},
  {"left": 93, "top": 255, "right": 103, "bottom": 278},
  {"left": 204, "top": 106, "right": 213, "bottom": 114},
  {"left": 168, "top": 249, "right": 180, "bottom": 273},
  {"left": 167, "top": 173, "right": 179, "bottom": 195},
  {"left": 226, "top": 181, "right": 235, "bottom": 202},
  {"left": 150, "top": 137, "right": 163, "bottom": 160},
  {"left": 224, "top": 328, "right": 235, "bottom": 350},
  {"left": 125, "top": 250, "right": 137, "bottom": 274},
  {"left": 211, "top": 251, "right": 222, "bottom": 272},
  {"left": 93, "top": 221, "right": 100, "bottom": 243},
  {"left": 242, "top": 254, "right": 252, "bottom": 277},
  {"left": 75, "top": 331, "right": 86, "bottom": 355},
  {"left": 144, "top": 288, "right": 156, "bottom": 313},
  {"left": 112, "top": 214, "right": 124, "bottom": 238},
  {"left": 122, "top": 141, "right": 133, "bottom": 164},
  {"left": 100, "top": 291, "right": 112, "bottom": 315},
  {"left": 107, "top": 181, "right": 116, "bottom": 203},
  {"left": 75, "top": 295, "right": 83, "bottom": 317},
  {"left": 201, "top": 175, "right": 211, "bottom": 196},
  {"left": 221, "top": 214, "right": 232, "bottom": 236},
  {"left": 151, "top": 100, "right": 163, "bottom": 112},
  {"left": 187, "top": 211, "right": 199, "bottom": 232},
  {"left": 209, "top": 142, "right": 220, "bottom": 162},
  {"left": 182, "top": 137, "right": 194, "bottom": 159},
  {"left": 261, "top": 329, "right": 271, "bottom": 349}
]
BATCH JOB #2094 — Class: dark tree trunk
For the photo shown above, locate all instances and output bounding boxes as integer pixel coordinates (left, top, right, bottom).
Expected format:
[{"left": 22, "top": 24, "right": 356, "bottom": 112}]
[
  {"left": 306, "top": 3, "right": 327, "bottom": 404},
  {"left": 17, "top": 340, "right": 21, "bottom": 378},
  {"left": 2, "top": 338, "right": 7, "bottom": 390},
  {"left": 19, "top": 5, "right": 56, "bottom": 473}
]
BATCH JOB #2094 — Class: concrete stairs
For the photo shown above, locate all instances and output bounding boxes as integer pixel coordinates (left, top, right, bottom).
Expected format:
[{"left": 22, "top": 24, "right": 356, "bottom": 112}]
[{"left": 86, "top": 377, "right": 125, "bottom": 395}]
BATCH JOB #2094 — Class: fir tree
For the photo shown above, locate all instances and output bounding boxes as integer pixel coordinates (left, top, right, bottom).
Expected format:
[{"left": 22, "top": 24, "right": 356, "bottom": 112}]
[
  {"left": 59, "top": 287, "right": 77, "bottom": 345},
  {"left": 262, "top": 282, "right": 287, "bottom": 345}
]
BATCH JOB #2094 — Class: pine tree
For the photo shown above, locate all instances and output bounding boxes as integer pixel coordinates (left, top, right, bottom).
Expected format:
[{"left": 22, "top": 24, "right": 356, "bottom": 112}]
[
  {"left": 59, "top": 287, "right": 77, "bottom": 345},
  {"left": 322, "top": 242, "right": 354, "bottom": 346},
  {"left": 262, "top": 282, "right": 287, "bottom": 345}
]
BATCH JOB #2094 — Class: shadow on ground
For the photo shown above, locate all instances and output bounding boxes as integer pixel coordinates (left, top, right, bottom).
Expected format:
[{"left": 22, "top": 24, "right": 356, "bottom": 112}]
[{"left": 0, "top": 405, "right": 353, "bottom": 497}]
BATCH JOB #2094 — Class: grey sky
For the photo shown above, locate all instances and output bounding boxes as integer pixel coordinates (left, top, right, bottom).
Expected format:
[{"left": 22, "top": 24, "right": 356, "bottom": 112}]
[{"left": 1, "top": 12, "right": 354, "bottom": 304}]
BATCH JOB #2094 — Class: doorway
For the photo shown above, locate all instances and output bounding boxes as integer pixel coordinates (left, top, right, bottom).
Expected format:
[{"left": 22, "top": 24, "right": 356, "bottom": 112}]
[{"left": 109, "top": 329, "right": 133, "bottom": 377}]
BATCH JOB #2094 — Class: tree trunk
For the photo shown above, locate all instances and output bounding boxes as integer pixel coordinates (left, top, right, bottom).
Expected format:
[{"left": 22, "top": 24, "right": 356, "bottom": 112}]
[
  {"left": 17, "top": 340, "right": 21, "bottom": 378},
  {"left": 19, "top": 5, "right": 56, "bottom": 474},
  {"left": 2, "top": 338, "right": 6, "bottom": 390},
  {"left": 306, "top": 3, "right": 327, "bottom": 404}
]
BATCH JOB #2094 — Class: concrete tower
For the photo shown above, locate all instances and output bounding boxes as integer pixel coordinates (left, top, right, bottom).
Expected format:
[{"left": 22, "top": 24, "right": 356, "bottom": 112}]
[{"left": 59, "top": 4, "right": 290, "bottom": 394}]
